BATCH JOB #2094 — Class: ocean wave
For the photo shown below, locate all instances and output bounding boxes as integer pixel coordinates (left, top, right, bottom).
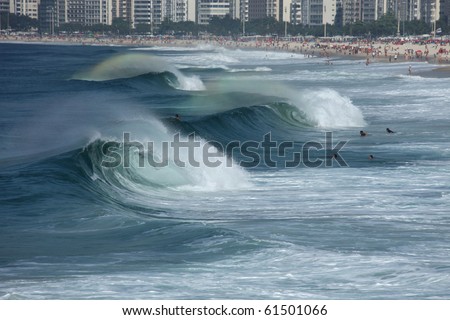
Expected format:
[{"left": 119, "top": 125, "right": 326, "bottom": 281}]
[
  {"left": 291, "top": 88, "right": 366, "bottom": 128},
  {"left": 228, "top": 67, "right": 272, "bottom": 73},
  {"left": 77, "top": 120, "right": 250, "bottom": 198},
  {"left": 177, "top": 64, "right": 230, "bottom": 72},
  {"left": 189, "top": 85, "right": 366, "bottom": 132},
  {"left": 71, "top": 53, "right": 205, "bottom": 91},
  {"left": 177, "top": 65, "right": 272, "bottom": 74},
  {"left": 130, "top": 44, "right": 216, "bottom": 52}
]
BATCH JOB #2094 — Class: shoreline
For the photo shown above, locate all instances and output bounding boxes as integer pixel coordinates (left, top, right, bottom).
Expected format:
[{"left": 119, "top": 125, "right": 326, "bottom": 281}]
[{"left": 2, "top": 34, "right": 450, "bottom": 77}]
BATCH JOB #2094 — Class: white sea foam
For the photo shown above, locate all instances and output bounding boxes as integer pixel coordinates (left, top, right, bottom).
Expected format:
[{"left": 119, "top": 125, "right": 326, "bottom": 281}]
[
  {"left": 130, "top": 45, "right": 216, "bottom": 52},
  {"left": 292, "top": 89, "right": 366, "bottom": 128},
  {"left": 173, "top": 74, "right": 205, "bottom": 91},
  {"left": 90, "top": 118, "right": 250, "bottom": 196},
  {"left": 176, "top": 64, "right": 230, "bottom": 71},
  {"left": 228, "top": 67, "right": 272, "bottom": 73}
]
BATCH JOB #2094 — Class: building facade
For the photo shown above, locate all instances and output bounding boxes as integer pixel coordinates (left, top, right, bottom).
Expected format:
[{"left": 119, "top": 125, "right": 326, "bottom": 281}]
[
  {"left": 197, "top": 0, "right": 231, "bottom": 24},
  {"left": 266, "top": 0, "right": 279, "bottom": 19},
  {"left": 323, "top": 0, "right": 336, "bottom": 23},
  {"left": 342, "top": 0, "right": 360, "bottom": 24},
  {"left": 13, "top": 0, "right": 41, "bottom": 19},
  {"left": 420, "top": 0, "right": 440, "bottom": 23},
  {"left": 290, "top": 0, "right": 302, "bottom": 24},
  {"left": 444, "top": 0, "right": 449, "bottom": 25},
  {"left": 32, "top": 0, "right": 445, "bottom": 30},
  {"left": 301, "top": 0, "right": 335, "bottom": 25},
  {"left": 0, "top": 0, "right": 11, "bottom": 13},
  {"left": 111, "top": 0, "right": 132, "bottom": 20}
]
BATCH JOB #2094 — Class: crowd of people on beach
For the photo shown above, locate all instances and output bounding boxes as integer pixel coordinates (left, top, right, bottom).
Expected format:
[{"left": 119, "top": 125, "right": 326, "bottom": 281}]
[
  {"left": 314, "top": 39, "right": 450, "bottom": 64},
  {"left": 1, "top": 32, "right": 450, "bottom": 64}
]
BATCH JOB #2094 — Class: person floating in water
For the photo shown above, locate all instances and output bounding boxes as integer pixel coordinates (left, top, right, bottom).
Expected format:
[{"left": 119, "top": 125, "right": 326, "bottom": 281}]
[
  {"left": 386, "top": 128, "right": 395, "bottom": 133},
  {"left": 368, "top": 155, "right": 374, "bottom": 160},
  {"left": 360, "top": 130, "right": 368, "bottom": 137}
]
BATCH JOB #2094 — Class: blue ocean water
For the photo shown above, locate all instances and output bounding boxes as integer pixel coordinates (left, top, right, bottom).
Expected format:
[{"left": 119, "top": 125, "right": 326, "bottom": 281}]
[{"left": 1, "top": 43, "right": 450, "bottom": 299}]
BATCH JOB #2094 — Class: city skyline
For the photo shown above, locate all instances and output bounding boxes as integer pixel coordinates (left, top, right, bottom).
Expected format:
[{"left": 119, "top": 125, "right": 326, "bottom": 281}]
[{"left": 0, "top": 0, "right": 447, "bottom": 31}]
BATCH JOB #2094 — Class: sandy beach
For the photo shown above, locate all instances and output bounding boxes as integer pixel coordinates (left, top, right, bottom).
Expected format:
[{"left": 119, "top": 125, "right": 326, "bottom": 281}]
[{"left": 2, "top": 33, "right": 450, "bottom": 77}]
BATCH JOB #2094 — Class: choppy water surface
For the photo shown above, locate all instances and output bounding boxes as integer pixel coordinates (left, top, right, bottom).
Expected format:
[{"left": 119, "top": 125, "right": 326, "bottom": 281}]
[{"left": 1, "top": 43, "right": 450, "bottom": 299}]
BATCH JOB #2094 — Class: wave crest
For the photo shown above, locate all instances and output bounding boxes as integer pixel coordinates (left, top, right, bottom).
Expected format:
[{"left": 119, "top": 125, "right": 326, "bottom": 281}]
[
  {"left": 292, "top": 89, "right": 366, "bottom": 128},
  {"left": 78, "top": 121, "right": 250, "bottom": 197},
  {"left": 192, "top": 89, "right": 366, "bottom": 134},
  {"left": 72, "top": 53, "right": 205, "bottom": 91}
]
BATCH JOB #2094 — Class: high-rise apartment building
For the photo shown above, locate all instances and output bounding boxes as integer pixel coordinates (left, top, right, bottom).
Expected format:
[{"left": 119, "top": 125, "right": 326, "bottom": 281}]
[
  {"left": 361, "top": 0, "right": 377, "bottom": 21},
  {"left": 13, "top": 0, "right": 41, "bottom": 19},
  {"left": 342, "top": 0, "right": 360, "bottom": 24},
  {"left": 339, "top": 0, "right": 441, "bottom": 25},
  {"left": 301, "top": 0, "right": 335, "bottom": 25},
  {"left": 243, "top": 0, "right": 281, "bottom": 21},
  {"left": 168, "top": 0, "right": 188, "bottom": 21},
  {"left": 420, "top": 0, "right": 440, "bottom": 23},
  {"left": 247, "top": 0, "right": 265, "bottom": 19},
  {"left": 112, "top": 0, "right": 132, "bottom": 21},
  {"left": 443, "top": 0, "right": 449, "bottom": 25},
  {"left": 0, "top": 0, "right": 11, "bottom": 13},
  {"left": 128, "top": 0, "right": 192, "bottom": 28},
  {"left": 133, "top": 0, "right": 157, "bottom": 26},
  {"left": 290, "top": 0, "right": 302, "bottom": 24},
  {"left": 230, "top": 0, "right": 241, "bottom": 19},
  {"left": 323, "top": 0, "right": 336, "bottom": 23},
  {"left": 282, "top": 0, "right": 291, "bottom": 22},
  {"left": 29, "top": 0, "right": 443, "bottom": 31},
  {"left": 197, "top": 0, "right": 231, "bottom": 24},
  {"left": 63, "top": 0, "right": 112, "bottom": 25}
]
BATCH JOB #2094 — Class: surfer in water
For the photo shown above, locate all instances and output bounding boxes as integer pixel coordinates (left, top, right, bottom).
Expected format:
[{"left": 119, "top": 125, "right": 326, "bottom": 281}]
[
  {"left": 360, "top": 130, "right": 368, "bottom": 137},
  {"left": 175, "top": 114, "right": 181, "bottom": 121},
  {"left": 386, "top": 128, "right": 395, "bottom": 133}
]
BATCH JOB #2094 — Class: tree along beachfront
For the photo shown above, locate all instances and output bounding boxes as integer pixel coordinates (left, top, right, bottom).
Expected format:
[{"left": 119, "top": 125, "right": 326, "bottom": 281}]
[{"left": 2, "top": 13, "right": 448, "bottom": 38}]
